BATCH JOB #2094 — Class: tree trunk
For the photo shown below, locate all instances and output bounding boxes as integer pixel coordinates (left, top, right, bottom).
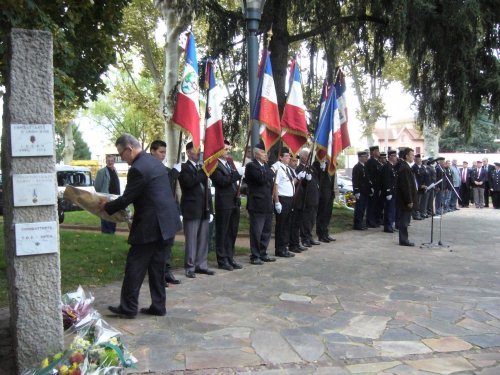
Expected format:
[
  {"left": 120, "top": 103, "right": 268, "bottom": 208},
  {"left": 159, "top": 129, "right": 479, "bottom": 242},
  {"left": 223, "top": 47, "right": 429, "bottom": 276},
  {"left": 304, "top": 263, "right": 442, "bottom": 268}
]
[
  {"left": 62, "top": 123, "right": 74, "bottom": 165},
  {"left": 423, "top": 121, "right": 440, "bottom": 156},
  {"left": 155, "top": 0, "right": 191, "bottom": 167}
]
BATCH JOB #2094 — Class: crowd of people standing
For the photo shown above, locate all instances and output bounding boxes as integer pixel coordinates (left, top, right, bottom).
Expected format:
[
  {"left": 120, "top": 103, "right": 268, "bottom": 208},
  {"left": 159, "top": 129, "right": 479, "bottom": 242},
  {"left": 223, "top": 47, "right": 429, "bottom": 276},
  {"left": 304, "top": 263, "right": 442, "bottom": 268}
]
[{"left": 352, "top": 146, "right": 500, "bottom": 247}]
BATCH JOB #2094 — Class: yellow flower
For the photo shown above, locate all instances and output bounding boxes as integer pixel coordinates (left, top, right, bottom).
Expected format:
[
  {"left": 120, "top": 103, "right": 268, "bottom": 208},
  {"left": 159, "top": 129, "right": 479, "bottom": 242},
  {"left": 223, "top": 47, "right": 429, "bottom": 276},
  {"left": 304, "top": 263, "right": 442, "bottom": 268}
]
[
  {"left": 41, "top": 358, "right": 49, "bottom": 369},
  {"left": 60, "top": 365, "right": 69, "bottom": 375},
  {"left": 72, "top": 362, "right": 78, "bottom": 370}
]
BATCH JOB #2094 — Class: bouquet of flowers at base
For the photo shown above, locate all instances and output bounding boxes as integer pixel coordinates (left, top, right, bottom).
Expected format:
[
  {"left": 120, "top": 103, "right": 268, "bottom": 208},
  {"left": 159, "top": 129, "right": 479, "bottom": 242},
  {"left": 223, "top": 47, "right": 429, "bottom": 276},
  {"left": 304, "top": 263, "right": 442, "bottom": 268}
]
[
  {"left": 23, "top": 301, "right": 137, "bottom": 375},
  {"left": 61, "top": 286, "right": 95, "bottom": 332},
  {"left": 344, "top": 191, "right": 356, "bottom": 208}
]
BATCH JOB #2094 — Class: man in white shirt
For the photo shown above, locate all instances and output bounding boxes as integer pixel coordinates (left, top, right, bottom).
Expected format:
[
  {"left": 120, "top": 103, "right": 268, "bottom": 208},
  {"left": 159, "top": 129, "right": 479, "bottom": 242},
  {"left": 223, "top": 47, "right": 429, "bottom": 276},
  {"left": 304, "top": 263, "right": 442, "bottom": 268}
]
[{"left": 272, "top": 147, "right": 297, "bottom": 257}]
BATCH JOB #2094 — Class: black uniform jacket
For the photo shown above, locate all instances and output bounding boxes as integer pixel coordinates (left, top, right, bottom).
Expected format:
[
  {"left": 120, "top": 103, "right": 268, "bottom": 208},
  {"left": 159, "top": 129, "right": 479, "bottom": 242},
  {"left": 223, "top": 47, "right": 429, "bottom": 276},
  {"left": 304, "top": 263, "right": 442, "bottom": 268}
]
[
  {"left": 244, "top": 159, "right": 275, "bottom": 214},
  {"left": 105, "top": 151, "right": 182, "bottom": 245},
  {"left": 210, "top": 161, "right": 241, "bottom": 211},
  {"left": 179, "top": 161, "right": 213, "bottom": 220}
]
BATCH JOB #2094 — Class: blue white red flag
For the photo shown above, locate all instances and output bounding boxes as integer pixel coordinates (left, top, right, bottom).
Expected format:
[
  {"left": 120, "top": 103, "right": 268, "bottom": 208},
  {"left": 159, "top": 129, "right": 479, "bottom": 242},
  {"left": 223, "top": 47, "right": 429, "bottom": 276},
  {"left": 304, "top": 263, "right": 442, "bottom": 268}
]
[
  {"left": 314, "top": 81, "right": 331, "bottom": 163},
  {"left": 253, "top": 50, "right": 281, "bottom": 151},
  {"left": 280, "top": 57, "right": 308, "bottom": 157},
  {"left": 202, "top": 60, "right": 225, "bottom": 176},
  {"left": 172, "top": 33, "right": 201, "bottom": 151},
  {"left": 335, "top": 68, "right": 350, "bottom": 150},
  {"left": 328, "top": 87, "right": 342, "bottom": 175}
]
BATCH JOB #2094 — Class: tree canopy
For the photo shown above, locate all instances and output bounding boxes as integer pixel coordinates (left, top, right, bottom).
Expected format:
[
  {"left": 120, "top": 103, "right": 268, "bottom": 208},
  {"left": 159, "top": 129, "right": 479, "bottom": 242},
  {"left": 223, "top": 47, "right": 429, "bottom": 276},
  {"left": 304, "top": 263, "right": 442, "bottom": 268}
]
[{"left": 1, "top": 0, "right": 131, "bottom": 110}]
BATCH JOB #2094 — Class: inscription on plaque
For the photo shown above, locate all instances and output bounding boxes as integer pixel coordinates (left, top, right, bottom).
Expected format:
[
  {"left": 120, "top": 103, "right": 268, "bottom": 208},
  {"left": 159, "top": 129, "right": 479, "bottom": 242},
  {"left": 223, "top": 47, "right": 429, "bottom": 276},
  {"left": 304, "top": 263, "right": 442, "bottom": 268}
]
[
  {"left": 15, "top": 221, "right": 58, "bottom": 256},
  {"left": 11, "top": 124, "right": 54, "bottom": 156},
  {"left": 13, "top": 173, "right": 56, "bottom": 206}
]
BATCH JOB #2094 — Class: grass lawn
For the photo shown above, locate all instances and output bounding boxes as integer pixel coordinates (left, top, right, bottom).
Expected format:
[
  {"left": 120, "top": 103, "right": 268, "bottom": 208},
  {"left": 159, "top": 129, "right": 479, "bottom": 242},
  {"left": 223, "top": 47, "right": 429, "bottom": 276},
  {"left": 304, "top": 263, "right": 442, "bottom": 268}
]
[{"left": 0, "top": 225, "right": 248, "bottom": 308}]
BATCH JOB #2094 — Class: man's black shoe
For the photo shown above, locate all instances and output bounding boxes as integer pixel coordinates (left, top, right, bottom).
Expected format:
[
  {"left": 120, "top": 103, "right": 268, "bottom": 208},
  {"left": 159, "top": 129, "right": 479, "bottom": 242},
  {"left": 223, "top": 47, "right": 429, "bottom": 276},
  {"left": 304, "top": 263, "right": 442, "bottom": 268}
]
[
  {"left": 108, "top": 305, "right": 136, "bottom": 319},
  {"left": 399, "top": 240, "right": 415, "bottom": 247},
  {"left": 383, "top": 229, "right": 394, "bottom": 233},
  {"left": 326, "top": 235, "right": 336, "bottom": 242},
  {"left": 140, "top": 307, "right": 166, "bottom": 316},
  {"left": 250, "top": 258, "right": 264, "bottom": 265},
  {"left": 275, "top": 251, "right": 292, "bottom": 257},
  {"left": 289, "top": 247, "right": 302, "bottom": 253},
  {"left": 309, "top": 239, "right": 321, "bottom": 245},
  {"left": 298, "top": 244, "right": 308, "bottom": 251},
  {"left": 318, "top": 237, "right": 330, "bottom": 243},
  {"left": 354, "top": 227, "right": 366, "bottom": 230},
  {"left": 302, "top": 241, "right": 312, "bottom": 247},
  {"left": 165, "top": 273, "right": 181, "bottom": 285},
  {"left": 366, "top": 224, "right": 378, "bottom": 228},
  {"left": 218, "top": 264, "right": 234, "bottom": 271},
  {"left": 285, "top": 251, "right": 295, "bottom": 257},
  {"left": 185, "top": 270, "right": 196, "bottom": 278},
  {"left": 195, "top": 268, "right": 215, "bottom": 275},
  {"left": 229, "top": 261, "right": 243, "bottom": 269},
  {"left": 261, "top": 256, "right": 276, "bottom": 262},
  {"left": 412, "top": 216, "right": 423, "bottom": 220}
]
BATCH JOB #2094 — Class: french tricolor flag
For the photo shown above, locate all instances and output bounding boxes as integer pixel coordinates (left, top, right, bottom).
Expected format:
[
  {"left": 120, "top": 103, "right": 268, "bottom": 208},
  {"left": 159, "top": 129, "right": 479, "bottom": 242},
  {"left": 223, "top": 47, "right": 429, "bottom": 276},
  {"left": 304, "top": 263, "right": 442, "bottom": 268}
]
[
  {"left": 202, "top": 60, "right": 225, "bottom": 176},
  {"left": 172, "top": 33, "right": 201, "bottom": 151},
  {"left": 280, "top": 57, "right": 308, "bottom": 157},
  {"left": 314, "top": 81, "right": 330, "bottom": 163},
  {"left": 335, "top": 68, "right": 350, "bottom": 150},
  {"left": 253, "top": 50, "right": 280, "bottom": 151}
]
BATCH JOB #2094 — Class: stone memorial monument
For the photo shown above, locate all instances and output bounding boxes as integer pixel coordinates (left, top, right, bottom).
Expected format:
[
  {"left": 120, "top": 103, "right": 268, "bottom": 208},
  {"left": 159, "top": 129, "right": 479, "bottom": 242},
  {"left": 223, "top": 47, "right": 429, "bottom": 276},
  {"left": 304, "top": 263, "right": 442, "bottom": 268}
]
[{"left": 1, "top": 29, "right": 63, "bottom": 373}]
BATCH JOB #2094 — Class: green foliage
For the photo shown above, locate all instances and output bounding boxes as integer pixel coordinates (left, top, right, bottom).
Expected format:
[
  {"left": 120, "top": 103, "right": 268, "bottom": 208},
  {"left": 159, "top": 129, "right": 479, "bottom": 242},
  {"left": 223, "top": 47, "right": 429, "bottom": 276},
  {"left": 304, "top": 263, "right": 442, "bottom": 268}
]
[
  {"left": 1, "top": 0, "right": 132, "bottom": 111},
  {"left": 439, "top": 109, "right": 499, "bottom": 153},
  {"left": 85, "top": 69, "right": 164, "bottom": 149}
]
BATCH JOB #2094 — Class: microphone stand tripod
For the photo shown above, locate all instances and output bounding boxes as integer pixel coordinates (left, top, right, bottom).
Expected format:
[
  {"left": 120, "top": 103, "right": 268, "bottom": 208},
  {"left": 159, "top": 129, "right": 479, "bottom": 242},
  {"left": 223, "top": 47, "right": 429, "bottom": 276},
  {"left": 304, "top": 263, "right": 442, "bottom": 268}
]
[{"left": 420, "top": 185, "right": 441, "bottom": 249}]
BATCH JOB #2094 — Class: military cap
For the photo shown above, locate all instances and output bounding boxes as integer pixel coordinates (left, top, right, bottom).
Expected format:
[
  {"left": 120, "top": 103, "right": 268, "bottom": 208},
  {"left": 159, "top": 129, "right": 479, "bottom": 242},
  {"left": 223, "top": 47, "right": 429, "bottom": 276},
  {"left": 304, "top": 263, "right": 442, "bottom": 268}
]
[
  {"left": 186, "top": 141, "right": 194, "bottom": 150},
  {"left": 224, "top": 139, "right": 231, "bottom": 146},
  {"left": 434, "top": 157, "right": 445, "bottom": 162},
  {"left": 279, "top": 147, "right": 290, "bottom": 156},
  {"left": 388, "top": 150, "right": 397, "bottom": 156},
  {"left": 415, "top": 154, "right": 421, "bottom": 159},
  {"left": 357, "top": 151, "right": 368, "bottom": 157},
  {"left": 379, "top": 152, "right": 387, "bottom": 158},
  {"left": 255, "top": 142, "right": 265, "bottom": 151},
  {"left": 369, "top": 145, "right": 379, "bottom": 152},
  {"left": 494, "top": 162, "right": 500, "bottom": 167}
]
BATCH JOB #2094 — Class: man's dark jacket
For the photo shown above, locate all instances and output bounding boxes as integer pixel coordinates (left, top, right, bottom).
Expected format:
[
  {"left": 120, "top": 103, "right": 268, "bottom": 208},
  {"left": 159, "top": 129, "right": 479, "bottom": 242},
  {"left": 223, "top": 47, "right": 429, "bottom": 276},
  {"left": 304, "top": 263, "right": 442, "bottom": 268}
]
[
  {"left": 244, "top": 159, "right": 275, "bottom": 213},
  {"left": 210, "top": 161, "right": 241, "bottom": 210},
  {"left": 396, "top": 161, "right": 418, "bottom": 211},
  {"left": 105, "top": 151, "right": 182, "bottom": 245},
  {"left": 179, "top": 161, "right": 213, "bottom": 220}
]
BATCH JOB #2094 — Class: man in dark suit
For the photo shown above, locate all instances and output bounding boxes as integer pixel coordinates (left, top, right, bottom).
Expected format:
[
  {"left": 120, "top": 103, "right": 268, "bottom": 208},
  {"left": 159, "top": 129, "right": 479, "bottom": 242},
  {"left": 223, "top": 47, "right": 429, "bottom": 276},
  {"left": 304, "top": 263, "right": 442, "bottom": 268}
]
[
  {"left": 352, "top": 151, "right": 372, "bottom": 230},
  {"left": 210, "top": 140, "right": 245, "bottom": 271},
  {"left": 471, "top": 160, "right": 487, "bottom": 208},
  {"left": 490, "top": 162, "right": 500, "bottom": 209},
  {"left": 411, "top": 154, "right": 425, "bottom": 220},
  {"left": 99, "top": 134, "right": 182, "bottom": 318},
  {"left": 381, "top": 150, "right": 398, "bottom": 233},
  {"left": 179, "top": 141, "right": 215, "bottom": 278},
  {"left": 434, "top": 158, "right": 448, "bottom": 215},
  {"left": 459, "top": 161, "right": 471, "bottom": 207},
  {"left": 294, "top": 148, "right": 320, "bottom": 247},
  {"left": 150, "top": 140, "right": 182, "bottom": 287},
  {"left": 244, "top": 142, "right": 276, "bottom": 265},
  {"left": 395, "top": 147, "right": 418, "bottom": 246},
  {"left": 366, "top": 145, "right": 381, "bottom": 228},
  {"left": 419, "top": 158, "right": 432, "bottom": 218},
  {"left": 313, "top": 159, "right": 336, "bottom": 243},
  {"left": 482, "top": 157, "right": 495, "bottom": 207}
]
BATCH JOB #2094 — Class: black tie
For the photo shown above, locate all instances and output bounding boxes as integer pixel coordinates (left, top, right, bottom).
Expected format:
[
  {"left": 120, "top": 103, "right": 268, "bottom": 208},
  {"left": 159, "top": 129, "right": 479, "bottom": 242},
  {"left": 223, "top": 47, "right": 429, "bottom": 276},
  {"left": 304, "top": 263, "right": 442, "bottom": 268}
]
[{"left": 225, "top": 162, "right": 232, "bottom": 173}]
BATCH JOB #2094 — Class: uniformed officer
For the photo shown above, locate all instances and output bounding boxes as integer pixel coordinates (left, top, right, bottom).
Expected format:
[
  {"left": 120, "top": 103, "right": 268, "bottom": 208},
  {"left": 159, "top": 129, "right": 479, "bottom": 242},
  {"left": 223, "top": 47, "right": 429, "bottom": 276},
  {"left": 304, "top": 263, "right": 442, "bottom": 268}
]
[
  {"left": 419, "top": 158, "right": 432, "bottom": 218},
  {"left": 489, "top": 162, "right": 500, "bottom": 209},
  {"left": 313, "top": 159, "right": 336, "bottom": 243},
  {"left": 366, "top": 145, "right": 381, "bottom": 228},
  {"left": 352, "top": 151, "right": 372, "bottom": 230},
  {"left": 381, "top": 150, "right": 398, "bottom": 233},
  {"left": 376, "top": 152, "right": 387, "bottom": 224},
  {"left": 411, "top": 154, "right": 424, "bottom": 220},
  {"left": 272, "top": 147, "right": 297, "bottom": 257}
]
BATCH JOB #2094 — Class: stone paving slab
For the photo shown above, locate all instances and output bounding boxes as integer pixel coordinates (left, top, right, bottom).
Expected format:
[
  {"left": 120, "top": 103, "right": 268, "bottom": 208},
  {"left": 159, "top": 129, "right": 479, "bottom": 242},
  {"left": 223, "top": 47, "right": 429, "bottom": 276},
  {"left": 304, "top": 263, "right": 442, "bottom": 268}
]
[{"left": 3, "top": 207, "right": 500, "bottom": 374}]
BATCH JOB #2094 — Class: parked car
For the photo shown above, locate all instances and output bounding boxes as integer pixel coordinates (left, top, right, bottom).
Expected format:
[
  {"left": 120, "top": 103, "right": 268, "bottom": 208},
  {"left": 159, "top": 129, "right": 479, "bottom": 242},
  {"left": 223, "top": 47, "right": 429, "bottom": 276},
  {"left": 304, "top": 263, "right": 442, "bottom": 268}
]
[
  {"left": 337, "top": 175, "right": 353, "bottom": 194},
  {"left": 56, "top": 165, "right": 95, "bottom": 213}
]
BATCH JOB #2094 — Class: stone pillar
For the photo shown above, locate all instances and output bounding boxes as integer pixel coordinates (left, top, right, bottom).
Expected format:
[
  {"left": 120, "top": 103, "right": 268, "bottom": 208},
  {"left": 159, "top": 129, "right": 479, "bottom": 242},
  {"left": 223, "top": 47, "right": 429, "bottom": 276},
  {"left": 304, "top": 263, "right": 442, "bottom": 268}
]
[{"left": 1, "top": 29, "right": 63, "bottom": 374}]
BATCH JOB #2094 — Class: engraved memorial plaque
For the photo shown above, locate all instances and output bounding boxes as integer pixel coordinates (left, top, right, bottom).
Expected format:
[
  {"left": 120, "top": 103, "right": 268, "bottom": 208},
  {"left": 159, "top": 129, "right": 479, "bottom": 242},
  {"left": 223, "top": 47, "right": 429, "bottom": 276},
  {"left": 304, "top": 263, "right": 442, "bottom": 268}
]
[
  {"left": 11, "top": 124, "right": 54, "bottom": 156},
  {"left": 15, "top": 221, "right": 58, "bottom": 256},
  {"left": 13, "top": 173, "right": 56, "bottom": 206}
]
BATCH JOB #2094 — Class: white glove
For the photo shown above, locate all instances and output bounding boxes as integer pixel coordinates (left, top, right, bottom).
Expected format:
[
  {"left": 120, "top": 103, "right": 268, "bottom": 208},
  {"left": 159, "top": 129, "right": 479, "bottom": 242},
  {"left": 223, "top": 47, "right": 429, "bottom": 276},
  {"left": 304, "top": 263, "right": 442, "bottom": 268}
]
[
  {"left": 274, "top": 202, "right": 282, "bottom": 214},
  {"left": 355, "top": 193, "right": 360, "bottom": 200},
  {"left": 180, "top": 215, "right": 183, "bottom": 222},
  {"left": 297, "top": 171, "right": 306, "bottom": 179},
  {"left": 305, "top": 173, "right": 312, "bottom": 181},
  {"left": 209, "top": 214, "right": 214, "bottom": 223},
  {"left": 371, "top": 188, "right": 375, "bottom": 194},
  {"left": 237, "top": 166, "right": 245, "bottom": 175},
  {"left": 173, "top": 163, "right": 181, "bottom": 172},
  {"left": 321, "top": 161, "right": 327, "bottom": 170},
  {"left": 386, "top": 195, "right": 392, "bottom": 201}
]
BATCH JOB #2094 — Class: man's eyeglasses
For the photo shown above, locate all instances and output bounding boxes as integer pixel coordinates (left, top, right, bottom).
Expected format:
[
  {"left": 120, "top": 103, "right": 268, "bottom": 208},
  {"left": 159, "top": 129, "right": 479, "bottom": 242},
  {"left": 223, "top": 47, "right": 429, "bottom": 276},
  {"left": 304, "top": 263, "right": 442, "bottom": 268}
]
[{"left": 119, "top": 147, "right": 130, "bottom": 158}]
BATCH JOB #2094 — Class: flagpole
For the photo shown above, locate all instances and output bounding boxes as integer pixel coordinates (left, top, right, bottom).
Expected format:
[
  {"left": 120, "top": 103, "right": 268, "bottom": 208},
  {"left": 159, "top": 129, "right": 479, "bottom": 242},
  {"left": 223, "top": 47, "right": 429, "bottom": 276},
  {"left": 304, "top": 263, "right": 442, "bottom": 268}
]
[
  {"left": 173, "top": 132, "right": 183, "bottom": 200},
  {"left": 202, "top": 59, "right": 211, "bottom": 220}
]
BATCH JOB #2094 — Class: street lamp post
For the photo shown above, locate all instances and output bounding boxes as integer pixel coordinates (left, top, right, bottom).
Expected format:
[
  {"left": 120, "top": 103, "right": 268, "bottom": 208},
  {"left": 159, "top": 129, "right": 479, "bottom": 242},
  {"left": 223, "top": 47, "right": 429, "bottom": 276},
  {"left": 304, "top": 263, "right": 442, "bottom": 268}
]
[{"left": 241, "top": 0, "right": 266, "bottom": 152}]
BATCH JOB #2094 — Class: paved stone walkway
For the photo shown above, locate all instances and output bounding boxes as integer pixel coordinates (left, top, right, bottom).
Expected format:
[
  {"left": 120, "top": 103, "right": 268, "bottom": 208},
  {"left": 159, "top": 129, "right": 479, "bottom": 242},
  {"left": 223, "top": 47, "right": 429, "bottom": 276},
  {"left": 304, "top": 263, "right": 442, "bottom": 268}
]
[{"left": 3, "top": 207, "right": 500, "bottom": 374}]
